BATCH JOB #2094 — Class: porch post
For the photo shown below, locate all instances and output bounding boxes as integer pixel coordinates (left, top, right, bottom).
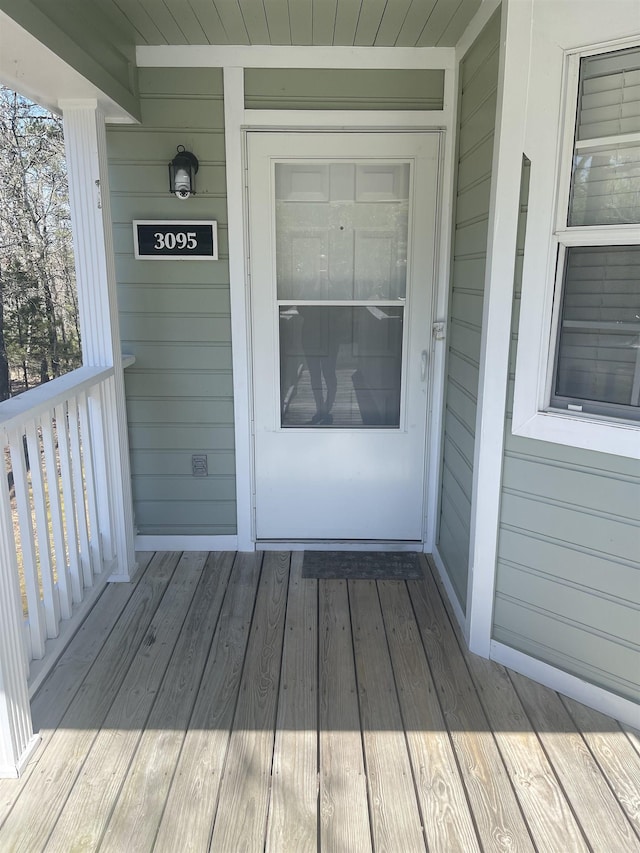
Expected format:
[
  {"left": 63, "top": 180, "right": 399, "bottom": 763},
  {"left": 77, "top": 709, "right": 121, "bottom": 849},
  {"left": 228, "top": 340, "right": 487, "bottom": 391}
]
[
  {"left": 60, "top": 101, "right": 136, "bottom": 581},
  {"left": 0, "top": 478, "right": 40, "bottom": 777},
  {"left": 466, "top": 0, "right": 533, "bottom": 654},
  {"left": 224, "top": 67, "right": 255, "bottom": 550}
]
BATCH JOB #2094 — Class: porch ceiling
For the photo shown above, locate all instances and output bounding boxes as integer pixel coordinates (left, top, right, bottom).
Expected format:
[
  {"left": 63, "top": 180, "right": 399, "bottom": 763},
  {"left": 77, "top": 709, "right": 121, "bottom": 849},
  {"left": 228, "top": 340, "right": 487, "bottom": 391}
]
[{"left": 99, "top": 0, "right": 483, "bottom": 47}]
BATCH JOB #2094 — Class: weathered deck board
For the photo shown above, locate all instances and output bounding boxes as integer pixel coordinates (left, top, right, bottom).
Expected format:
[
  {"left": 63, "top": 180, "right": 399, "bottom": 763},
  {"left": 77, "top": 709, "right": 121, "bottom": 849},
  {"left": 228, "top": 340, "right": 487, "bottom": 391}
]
[
  {"left": 266, "top": 552, "right": 318, "bottom": 853},
  {"left": 1, "top": 550, "right": 636, "bottom": 853},
  {"left": 624, "top": 724, "right": 640, "bottom": 758},
  {"left": 562, "top": 696, "right": 640, "bottom": 839},
  {"left": 422, "top": 558, "right": 590, "bottom": 852},
  {"left": 153, "top": 550, "right": 263, "bottom": 853},
  {"left": 43, "top": 551, "right": 209, "bottom": 853},
  {"left": 0, "top": 552, "right": 152, "bottom": 826},
  {"left": 32, "top": 551, "right": 155, "bottom": 733},
  {"left": 349, "top": 579, "right": 428, "bottom": 852},
  {"left": 512, "top": 671, "right": 640, "bottom": 852},
  {"left": 66, "top": 551, "right": 233, "bottom": 853},
  {"left": 0, "top": 550, "right": 182, "bottom": 853},
  {"left": 319, "top": 578, "right": 373, "bottom": 853},
  {"left": 408, "top": 572, "right": 536, "bottom": 852},
  {"left": 378, "top": 579, "right": 481, "bottom": 852},
  {"left": 208, "top": 551, "right": 290, "bottom": 853}
]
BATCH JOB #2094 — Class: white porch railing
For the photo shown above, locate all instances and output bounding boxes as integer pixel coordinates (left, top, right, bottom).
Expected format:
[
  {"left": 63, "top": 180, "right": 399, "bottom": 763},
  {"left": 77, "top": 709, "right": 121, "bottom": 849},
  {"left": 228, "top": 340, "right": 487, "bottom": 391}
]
[{"left": 0, "top": 365, "right": 127, "bottom": 776}]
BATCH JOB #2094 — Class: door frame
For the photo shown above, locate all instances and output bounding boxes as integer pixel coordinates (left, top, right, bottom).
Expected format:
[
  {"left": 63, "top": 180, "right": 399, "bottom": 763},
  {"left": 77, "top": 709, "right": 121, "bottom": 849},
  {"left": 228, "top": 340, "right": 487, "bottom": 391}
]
[
  {"left": 223, "top": 64, "right": 458, "bottom": 552},
  {"left": 248, "top": 131, "right": 441, "bottom": 543}
]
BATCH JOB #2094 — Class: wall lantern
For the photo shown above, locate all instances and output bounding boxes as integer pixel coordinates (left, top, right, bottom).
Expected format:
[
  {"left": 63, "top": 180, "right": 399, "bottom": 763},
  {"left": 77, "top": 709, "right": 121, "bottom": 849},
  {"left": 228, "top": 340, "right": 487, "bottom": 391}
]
[{"left": 169, "top": 145, "right": 199, "bottom": 200}]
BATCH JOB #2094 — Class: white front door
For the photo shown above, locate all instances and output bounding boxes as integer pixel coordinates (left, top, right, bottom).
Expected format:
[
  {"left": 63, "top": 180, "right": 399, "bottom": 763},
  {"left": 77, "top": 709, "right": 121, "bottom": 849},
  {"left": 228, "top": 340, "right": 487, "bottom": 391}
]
[{"left": 248, "top": 132, "right": 440, "bottom": 541}]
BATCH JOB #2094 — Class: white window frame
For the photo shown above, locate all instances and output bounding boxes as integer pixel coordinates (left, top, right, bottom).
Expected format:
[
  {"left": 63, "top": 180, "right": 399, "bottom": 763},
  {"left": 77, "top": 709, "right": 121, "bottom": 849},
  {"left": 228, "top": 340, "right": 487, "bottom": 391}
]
[{"left": 513, "top": 36, "right": 640, "bottom": 460}]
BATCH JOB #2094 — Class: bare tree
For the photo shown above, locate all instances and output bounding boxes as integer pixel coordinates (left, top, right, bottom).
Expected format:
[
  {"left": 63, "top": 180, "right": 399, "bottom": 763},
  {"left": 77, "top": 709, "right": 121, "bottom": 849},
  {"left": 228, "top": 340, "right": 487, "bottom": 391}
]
[{"left": 0, "top": 87, "right": 81, "bottom": 400}]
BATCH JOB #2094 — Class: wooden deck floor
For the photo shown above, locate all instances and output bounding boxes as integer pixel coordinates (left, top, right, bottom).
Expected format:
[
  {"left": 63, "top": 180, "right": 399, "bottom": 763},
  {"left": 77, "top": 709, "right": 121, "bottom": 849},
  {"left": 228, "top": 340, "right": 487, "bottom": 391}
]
[{"left": 1, "top": 550, "right": 639, "bottom": 852}]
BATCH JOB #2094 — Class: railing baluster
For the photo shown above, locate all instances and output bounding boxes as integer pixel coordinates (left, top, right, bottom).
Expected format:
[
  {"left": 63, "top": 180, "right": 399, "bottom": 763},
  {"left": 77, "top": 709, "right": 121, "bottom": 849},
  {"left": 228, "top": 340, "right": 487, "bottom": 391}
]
[
  {"left": 77, "top": 390, "right": 103, "bottom": 580},
  {"left": 40, "top": 409, "right": 72, "bottom": 620},
  {"left": 24, "top": 420, "right": 60, "bottom": 639},
  {"left": 0, "top": 364, "right": 132, "bottom": 776},
  {"left": 89, "top": 382, "right": 115, "bottom": 569},
  {"left": 0, "top": 444, "right": 38, "bottom": 777},
  {"left": 9, "top": 426, "right": 46, "bottom": 661},
  {"left": 67, "top": 396, "right": 93, "bottom": 592},
  {"left": 54, "top": 401, "right": 82, "bottom": 606}
]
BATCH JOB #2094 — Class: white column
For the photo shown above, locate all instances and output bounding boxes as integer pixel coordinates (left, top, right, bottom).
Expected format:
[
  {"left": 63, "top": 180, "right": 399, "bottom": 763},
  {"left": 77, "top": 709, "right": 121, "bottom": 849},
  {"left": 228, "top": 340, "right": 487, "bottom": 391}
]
[
  {"left": 61, "top": 101, "right": 136, "bottom": 580},
  {"left": 466, "top": 0, "right": 533, "bottom": 654},
  {"left": 224, "top": 68, "right": 255, "bottom": 550},
  {"left": 0, "top": 472, "right": 40, "bottom": 777}
]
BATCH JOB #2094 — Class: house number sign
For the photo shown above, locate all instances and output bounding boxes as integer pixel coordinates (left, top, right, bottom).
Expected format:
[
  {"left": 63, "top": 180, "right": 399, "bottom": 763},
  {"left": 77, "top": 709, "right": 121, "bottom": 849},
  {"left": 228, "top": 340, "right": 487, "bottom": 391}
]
[{"left": 133, "top": 220, "right": 218, "bottom": 260}]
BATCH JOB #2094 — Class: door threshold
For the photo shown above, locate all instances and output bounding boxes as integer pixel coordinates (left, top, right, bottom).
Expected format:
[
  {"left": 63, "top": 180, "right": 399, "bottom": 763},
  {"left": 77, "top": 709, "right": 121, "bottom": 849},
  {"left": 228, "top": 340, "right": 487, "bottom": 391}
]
[{"left": 256, "top": 540, "right": 425, "bottom": 552}]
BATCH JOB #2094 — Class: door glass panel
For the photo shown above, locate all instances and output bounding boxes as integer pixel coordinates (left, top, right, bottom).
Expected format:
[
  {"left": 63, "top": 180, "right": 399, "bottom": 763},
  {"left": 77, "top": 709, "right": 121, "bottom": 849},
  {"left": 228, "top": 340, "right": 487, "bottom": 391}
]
[
  {"left": 280, "top": 306, "right": 403, "bottom": 427},
  {"left": 275, "top": 159, "right": 410, "bottom": 429},
  {"left": 275, "top": 162, "right": 409, "bottom": 301}
]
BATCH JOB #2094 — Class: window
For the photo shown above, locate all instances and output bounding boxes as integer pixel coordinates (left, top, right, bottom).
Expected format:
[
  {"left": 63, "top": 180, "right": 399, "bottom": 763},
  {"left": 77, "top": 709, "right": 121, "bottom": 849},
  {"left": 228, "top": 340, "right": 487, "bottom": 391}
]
[{"left": 550, "top": 46, "right": 640, "bottom": 423}]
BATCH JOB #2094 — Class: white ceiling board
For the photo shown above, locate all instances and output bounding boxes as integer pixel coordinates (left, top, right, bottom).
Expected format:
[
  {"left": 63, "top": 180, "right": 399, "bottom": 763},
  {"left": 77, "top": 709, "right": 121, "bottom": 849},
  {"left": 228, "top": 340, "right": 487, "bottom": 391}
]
[
  {"left": 211, "top": 0, "right": 250, "bottom": 45},
  {"left": 98, "top": 0, "right": 481, "bottom": 46}
]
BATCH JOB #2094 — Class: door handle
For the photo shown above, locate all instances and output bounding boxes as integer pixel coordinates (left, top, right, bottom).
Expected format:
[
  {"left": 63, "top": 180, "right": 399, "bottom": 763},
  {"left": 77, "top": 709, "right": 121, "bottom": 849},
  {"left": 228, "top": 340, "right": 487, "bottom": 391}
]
[{"left": 421, "top": 350, "right": 428, "bottom": 382}]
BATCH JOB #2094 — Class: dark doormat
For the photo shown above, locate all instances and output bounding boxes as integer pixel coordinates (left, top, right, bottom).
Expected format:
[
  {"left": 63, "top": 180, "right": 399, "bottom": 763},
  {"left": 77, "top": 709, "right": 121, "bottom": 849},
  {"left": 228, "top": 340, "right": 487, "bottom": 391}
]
[{"left": 302, "top": 550, "right": 422, "bottom": 580}]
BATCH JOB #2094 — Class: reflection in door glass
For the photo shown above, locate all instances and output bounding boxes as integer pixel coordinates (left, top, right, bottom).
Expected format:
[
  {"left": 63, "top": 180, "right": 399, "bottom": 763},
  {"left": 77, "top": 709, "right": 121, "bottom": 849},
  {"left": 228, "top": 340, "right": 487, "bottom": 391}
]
[
  {"left": 280, "top": 306, "right": 403, "bottom": 427},
  {"left": 275, "top": 162, "right": 409, "bottom": 301}
]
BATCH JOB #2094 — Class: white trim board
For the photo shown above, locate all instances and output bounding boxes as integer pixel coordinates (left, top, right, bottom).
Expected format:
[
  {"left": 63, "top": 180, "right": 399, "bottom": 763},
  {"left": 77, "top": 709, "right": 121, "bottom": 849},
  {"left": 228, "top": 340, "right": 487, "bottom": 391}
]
[
  {"left": 259, "top": 541, "right": 424, "bottom": 552},
  {"left": 456, "top": 0, "right": 502, "bottom": 61},
  {"left": 491, "top": 641, "right": 640, "bottom": 729},
  {"left": 430, "top": 548, "right": 467, "bottom": 636},
  {"left": 135, "top": 535, "right": 241, "bottom": 552},
  {"left": 224, "top": 66, "right": 456, "bottom": 552},
  {"left": 0, "top": 12, "right": 136, "bottom": 123},
  {"left": 243, "top": 110, "right": 448, "bottom": 128},
  {"left": 466, "top": 0, "right": 533, "bottom": 658},
  {"left": 137, "top": 45, "right": 456, "bottom": 69},
  {"left": 425, "top": 65, "right": 458, "bottom": 552},
  {"left": 224, "top": 66, "right": 254, "bottom": 551},
  {"left": 511, "top": 0, "right": 640, "bottom": 460}
]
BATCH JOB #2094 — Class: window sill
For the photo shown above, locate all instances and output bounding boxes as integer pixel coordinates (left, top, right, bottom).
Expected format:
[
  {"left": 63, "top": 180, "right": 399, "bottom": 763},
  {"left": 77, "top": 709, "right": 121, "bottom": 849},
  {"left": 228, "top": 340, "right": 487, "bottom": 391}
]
[{"left": 511, "top": 406, "right": 640, "bottom": 460}]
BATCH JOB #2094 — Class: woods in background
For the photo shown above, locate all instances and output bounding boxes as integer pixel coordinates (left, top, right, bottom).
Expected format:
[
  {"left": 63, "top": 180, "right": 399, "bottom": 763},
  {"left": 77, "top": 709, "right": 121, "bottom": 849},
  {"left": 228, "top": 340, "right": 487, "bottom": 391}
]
[{"left": 0, "top": 87, "right": 80, "bottom": 402}]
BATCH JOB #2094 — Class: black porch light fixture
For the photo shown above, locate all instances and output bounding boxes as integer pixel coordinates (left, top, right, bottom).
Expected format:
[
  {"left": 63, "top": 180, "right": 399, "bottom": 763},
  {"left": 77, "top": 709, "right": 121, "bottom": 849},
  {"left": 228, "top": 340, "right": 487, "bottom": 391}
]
[{"left": 169, "top": 145, "right": 199, "bottom": 200}]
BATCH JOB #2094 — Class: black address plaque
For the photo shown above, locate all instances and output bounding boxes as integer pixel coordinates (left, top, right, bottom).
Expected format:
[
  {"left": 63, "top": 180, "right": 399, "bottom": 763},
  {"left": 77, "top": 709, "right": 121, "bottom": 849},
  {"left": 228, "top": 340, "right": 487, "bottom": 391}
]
[{"left": 133, "top": 220, "right": 218, "bottom": 260}]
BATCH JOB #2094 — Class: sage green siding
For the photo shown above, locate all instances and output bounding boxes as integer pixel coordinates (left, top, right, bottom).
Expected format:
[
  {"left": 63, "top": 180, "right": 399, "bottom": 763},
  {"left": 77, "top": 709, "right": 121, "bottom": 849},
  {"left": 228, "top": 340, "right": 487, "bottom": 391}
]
[
  {"left": 107, "top": 68, "right": 235, "bottom": 536},
  {"left": 436, "top": 13, "right": 500, "bottom": 611},
  {"left": 495, "top": 161, "right": 640, "bottom": 703},
  {"left": 244, "top": 68, "right": 444, "bottom": 110},
  {"left": 0, "top": 0, "right": 139, "bottom": 119}
]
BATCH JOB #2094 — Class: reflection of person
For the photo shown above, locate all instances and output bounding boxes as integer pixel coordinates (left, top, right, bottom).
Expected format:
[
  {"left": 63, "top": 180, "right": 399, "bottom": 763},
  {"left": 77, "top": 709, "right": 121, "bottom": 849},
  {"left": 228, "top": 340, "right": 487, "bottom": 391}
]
[{"left": 299, "top": 306, "right": 341, "bottom": 425}]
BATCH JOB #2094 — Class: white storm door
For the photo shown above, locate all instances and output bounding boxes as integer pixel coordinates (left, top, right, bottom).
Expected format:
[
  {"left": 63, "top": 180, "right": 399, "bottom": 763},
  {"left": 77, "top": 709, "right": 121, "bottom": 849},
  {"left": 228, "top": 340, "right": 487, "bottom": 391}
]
[{"left": 248, "top": 132, "right": 440, "bottom": 541}]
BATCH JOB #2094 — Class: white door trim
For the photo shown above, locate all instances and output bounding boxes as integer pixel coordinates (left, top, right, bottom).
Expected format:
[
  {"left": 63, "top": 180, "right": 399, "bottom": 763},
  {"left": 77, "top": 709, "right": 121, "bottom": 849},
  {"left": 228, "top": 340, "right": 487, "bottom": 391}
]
[
  {"left": 223, "top": 67, "right": 456, "bottom": 550},
  {"left": 248, "top": 131, "right": 440, "bottom": 542},
  {"left": 139, "top": 45, "right": 456, "bottom": 70}
]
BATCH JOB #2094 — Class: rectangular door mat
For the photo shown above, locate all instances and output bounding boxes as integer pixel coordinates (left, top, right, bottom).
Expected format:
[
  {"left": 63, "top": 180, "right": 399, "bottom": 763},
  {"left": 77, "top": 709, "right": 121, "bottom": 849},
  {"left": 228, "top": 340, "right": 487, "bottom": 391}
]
[{"left": 302, "top": 551, "right": 422, "bottom": 580}]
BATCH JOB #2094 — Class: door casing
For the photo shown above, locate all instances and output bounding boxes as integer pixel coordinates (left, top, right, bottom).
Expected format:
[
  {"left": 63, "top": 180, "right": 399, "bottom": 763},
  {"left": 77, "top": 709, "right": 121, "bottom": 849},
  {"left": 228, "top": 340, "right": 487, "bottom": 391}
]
[{"left": 246, "top": 130, "right": 443, "bottom": 545}]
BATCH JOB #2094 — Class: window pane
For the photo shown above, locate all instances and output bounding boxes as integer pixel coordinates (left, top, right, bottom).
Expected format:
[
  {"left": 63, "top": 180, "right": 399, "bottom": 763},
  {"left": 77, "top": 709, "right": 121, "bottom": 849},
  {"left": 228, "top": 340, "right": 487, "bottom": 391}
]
[
  {"left": 280, "top": 306, "right": 403, "bottom": 428},
  {"left": 553, "top": 246, "right": 640, "bottom": 418},
  {"left": 275, "top": 163, "right": 409, "bottom": 301},
  {"left": 577, "top": 47, "right": 640, "bottom": 141},
  {"left": 569, "top": 143, "right": 640, "bottom": 225}
]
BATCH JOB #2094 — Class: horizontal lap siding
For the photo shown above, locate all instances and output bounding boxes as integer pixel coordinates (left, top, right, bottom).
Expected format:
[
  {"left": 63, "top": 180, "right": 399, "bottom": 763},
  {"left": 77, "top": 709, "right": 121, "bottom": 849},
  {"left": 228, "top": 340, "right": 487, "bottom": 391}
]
[
  {"left": 495, "top": 160, "right": 640, "bottom": 703},
  {"left": 107, "top": 68, "right": 235, "bottom": 535},
  {"left": 437, "top": 12, "right": 500, "bottom": 611},
  {"left": 244, "top": 68, "right": 445, "bottom": 110}
]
